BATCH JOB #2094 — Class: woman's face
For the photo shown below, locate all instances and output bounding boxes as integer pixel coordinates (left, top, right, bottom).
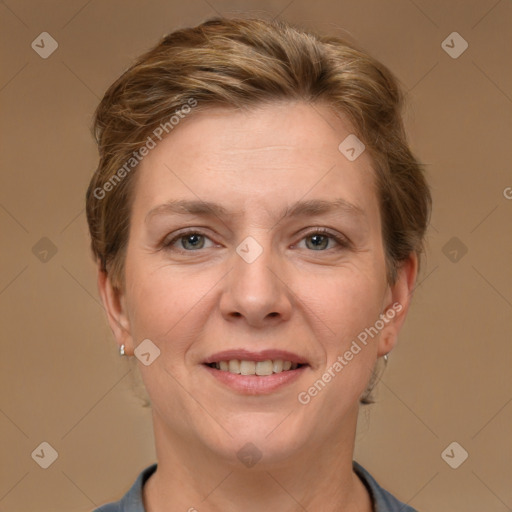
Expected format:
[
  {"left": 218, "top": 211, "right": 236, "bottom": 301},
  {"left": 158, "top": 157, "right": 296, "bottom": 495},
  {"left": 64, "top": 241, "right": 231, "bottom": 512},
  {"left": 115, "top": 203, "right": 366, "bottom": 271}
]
[{"left": 101, "top": 101, "right": 415, "bottom": 465}]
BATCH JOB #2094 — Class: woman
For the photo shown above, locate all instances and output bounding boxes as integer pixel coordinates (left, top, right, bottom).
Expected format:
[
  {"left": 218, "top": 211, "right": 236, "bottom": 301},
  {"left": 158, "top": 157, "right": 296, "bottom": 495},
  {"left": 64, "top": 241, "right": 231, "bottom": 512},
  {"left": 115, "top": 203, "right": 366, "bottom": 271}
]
[{"left": 87, "top": 16, "right": 430, "bottom": 512}]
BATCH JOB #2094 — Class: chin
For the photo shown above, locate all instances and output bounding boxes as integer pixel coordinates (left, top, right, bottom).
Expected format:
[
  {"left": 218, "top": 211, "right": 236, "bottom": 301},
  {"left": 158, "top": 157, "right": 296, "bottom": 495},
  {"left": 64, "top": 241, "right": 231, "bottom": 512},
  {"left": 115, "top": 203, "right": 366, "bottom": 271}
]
[{"left": 196, "top": 412, "right": 310, "bottom": 466}]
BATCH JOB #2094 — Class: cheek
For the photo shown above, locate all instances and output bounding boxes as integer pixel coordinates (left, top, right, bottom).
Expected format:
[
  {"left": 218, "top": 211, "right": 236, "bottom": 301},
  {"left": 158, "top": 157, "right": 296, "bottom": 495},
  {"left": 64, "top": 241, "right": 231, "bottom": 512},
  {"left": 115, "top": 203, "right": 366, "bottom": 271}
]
[
  {"left": 302, "top": 266, "right": 384, "bottom": 399},
  {"left": 124, "top": 261, "right": 215, "bottom": 349},
  {"left": 305, "top": 268, "right": 384, "bottom": 342}
]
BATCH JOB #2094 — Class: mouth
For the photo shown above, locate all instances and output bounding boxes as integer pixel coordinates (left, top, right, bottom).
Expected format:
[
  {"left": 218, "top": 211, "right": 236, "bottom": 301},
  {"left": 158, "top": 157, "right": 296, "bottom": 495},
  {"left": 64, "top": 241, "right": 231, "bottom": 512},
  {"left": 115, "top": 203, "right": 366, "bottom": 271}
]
[
  {"left": 205, "top": 359, "right": 307, "bottom": 375},
  {"left": 201, "top": 349, "right": 310, "bottom": 394}
]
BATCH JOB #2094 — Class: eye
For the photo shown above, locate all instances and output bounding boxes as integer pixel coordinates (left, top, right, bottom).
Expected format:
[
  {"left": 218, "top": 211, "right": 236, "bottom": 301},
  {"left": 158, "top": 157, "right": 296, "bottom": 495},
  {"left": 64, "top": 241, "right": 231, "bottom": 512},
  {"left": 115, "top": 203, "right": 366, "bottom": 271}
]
[
  {"left": 161, "top": 228, "right": 349, "bottom": 253},
  {"left": 163, "top": 230, "right": 215, "bottom": 251},
  {"left": 297, "top": 229, "right": 349, "bottom": 251}
]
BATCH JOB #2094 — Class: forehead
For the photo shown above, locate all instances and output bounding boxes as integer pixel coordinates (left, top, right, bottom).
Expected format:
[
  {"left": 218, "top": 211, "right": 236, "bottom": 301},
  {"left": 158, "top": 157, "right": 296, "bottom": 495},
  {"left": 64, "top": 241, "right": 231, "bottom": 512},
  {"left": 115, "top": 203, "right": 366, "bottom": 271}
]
[{"left": 132, "top": 101, "right": 379, "bottom": 224}]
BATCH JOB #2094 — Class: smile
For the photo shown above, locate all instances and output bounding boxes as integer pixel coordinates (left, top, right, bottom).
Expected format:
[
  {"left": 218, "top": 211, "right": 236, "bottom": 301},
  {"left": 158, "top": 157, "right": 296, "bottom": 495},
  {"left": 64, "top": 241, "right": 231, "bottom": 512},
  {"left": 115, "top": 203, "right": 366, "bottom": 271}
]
[
  {"left": 206, "top": 359, "right": 304, "bottom": 375},
  {"left": 202, "top": 349, "right": 310, "bottom": 394}
]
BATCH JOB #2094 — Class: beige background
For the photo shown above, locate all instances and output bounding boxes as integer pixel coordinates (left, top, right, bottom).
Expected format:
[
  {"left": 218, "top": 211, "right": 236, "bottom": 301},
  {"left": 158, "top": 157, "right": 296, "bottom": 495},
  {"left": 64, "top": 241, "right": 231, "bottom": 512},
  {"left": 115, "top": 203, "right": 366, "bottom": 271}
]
[{"left": 1, "top": 1, "right": 511, "bottom": 511}]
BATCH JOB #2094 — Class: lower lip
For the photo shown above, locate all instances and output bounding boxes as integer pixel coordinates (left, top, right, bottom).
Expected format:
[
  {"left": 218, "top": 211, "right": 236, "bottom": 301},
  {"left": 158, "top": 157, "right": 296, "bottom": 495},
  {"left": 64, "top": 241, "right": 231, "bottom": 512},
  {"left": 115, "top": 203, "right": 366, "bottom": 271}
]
[{"left": 202, "top": 364, "right": 308, "bottom": 395}]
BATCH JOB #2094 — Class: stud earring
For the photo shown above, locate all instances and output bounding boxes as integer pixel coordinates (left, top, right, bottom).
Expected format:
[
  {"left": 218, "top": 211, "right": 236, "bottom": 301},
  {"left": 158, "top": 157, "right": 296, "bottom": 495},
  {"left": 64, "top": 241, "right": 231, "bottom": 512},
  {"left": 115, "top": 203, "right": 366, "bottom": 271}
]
[{"left": 119, "top": 344, "right": 126, "bottom": 356}]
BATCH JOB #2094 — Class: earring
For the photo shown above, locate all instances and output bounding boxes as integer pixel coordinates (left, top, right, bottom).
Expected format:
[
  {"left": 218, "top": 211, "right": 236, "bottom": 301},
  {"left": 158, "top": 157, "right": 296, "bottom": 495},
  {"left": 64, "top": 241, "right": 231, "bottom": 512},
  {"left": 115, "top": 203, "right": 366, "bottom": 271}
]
[
  {"left": 119, "top": 344, "right": 126, "bottom": 356},
  {"left": 383, "top": 353, "right": 389, "bottom": 363}
]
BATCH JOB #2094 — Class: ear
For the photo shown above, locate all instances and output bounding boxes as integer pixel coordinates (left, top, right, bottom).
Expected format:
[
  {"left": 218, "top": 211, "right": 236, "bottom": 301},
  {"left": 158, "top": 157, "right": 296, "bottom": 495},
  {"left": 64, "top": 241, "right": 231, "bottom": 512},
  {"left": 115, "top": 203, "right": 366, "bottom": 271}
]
[
  {"left": 377, "top": 253, "right": 418, "bottom": 358},
  {"left": 97, "top": 264, "right": 134, "bottom": 355}
]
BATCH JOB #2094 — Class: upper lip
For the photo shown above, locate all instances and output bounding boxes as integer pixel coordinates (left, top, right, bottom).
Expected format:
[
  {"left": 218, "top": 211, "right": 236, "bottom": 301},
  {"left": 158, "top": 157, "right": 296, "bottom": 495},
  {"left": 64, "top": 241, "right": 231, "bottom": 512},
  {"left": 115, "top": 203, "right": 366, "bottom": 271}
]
[{"left": 203, "top": 349, "right": 309, "bottom": 365}]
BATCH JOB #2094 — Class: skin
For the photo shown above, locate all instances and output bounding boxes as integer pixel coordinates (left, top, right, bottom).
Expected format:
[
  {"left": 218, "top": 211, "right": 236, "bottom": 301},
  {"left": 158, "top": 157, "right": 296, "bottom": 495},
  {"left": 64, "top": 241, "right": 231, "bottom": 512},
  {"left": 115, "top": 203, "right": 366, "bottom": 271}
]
[{"left": 98, "top": 101, "right": 417, "bottom": 512}]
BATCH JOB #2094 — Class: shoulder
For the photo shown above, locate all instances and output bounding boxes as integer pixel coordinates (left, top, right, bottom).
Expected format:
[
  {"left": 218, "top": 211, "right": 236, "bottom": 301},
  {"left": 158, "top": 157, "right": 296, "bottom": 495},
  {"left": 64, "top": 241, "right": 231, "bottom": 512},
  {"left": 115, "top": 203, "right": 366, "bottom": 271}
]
[
  {"left": 92, "top": 461, "right": 416, "bottom": 512},
  {"left": 92, "top": 463, "right": 157, "bottom": 512},
  {"left": 353, "top": 461, "right": 419, "bottom": 512}
]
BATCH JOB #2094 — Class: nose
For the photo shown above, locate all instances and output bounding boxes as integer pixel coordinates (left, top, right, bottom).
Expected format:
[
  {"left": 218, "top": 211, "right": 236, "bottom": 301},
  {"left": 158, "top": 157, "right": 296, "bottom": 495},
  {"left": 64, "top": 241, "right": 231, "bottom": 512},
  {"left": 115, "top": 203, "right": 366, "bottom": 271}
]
[{"left": 219, "top": 241, "right": 293, "bottom": 328}]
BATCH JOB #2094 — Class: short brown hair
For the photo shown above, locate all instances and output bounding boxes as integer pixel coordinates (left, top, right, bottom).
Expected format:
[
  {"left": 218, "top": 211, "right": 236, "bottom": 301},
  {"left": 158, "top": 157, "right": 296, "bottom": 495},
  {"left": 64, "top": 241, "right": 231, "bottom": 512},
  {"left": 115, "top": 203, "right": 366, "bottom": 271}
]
[{"left": 86, "top": 16, "right": 431, "bottom": 403}]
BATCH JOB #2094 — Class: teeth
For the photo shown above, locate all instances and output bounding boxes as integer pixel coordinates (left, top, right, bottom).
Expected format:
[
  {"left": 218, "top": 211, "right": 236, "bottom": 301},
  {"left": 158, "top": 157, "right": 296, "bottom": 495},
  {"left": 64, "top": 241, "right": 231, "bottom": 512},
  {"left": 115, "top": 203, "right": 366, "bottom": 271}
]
[
  {"left": 273, "top": 360, "right": 283, "bottom": 372},
  {"left": 228, "top": 360, "right": 241, "bottom": 374},
  {"left": 255, "top": 360, "right": 273, "bottom": 376},
  {"left": 240, "top": 360, "right": 256, "bottom": 375},
  {"left": 210, "top": 359, "right": 302, "bottom": 375}
]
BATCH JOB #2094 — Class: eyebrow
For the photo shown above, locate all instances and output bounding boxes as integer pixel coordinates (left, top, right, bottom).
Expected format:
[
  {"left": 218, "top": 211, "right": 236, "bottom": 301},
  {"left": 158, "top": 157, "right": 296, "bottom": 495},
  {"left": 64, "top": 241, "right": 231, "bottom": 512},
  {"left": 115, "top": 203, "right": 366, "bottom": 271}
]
[{"left": 145, "top": 198, "right": 366, "bottom": 224}]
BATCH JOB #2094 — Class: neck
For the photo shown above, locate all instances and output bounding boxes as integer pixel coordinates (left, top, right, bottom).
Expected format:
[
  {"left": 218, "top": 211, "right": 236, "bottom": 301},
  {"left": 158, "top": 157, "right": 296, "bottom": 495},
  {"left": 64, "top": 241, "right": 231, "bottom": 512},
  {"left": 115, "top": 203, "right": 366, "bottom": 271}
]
[{"left": 143, "top": 409, "right": 372, "bottom": 512}]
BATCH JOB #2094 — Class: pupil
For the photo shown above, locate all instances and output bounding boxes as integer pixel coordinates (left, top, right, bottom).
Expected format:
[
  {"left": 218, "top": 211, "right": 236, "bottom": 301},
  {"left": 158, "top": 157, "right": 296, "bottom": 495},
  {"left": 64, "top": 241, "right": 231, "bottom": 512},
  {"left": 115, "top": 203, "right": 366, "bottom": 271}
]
[
  {"left": 308, "top": 234, "right": 327, "bottom": 250},
  {"left": 183, "top": 234, "right": 203, "bottom": 249}
]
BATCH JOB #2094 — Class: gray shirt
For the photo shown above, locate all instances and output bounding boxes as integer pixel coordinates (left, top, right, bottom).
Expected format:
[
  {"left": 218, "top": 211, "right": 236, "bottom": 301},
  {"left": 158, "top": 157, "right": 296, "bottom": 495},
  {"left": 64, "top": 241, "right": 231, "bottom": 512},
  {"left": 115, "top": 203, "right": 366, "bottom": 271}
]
[{"left": 94, "top": 461, "right": 418, "bottom": 512}]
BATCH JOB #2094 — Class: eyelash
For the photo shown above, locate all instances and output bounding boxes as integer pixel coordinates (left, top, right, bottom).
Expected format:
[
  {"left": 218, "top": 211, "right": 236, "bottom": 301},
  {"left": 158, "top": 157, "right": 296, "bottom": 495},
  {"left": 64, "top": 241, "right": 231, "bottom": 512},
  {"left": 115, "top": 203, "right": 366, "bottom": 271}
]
[{"left": 161, "top": 228, "right": 350, "bottom": 253}]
